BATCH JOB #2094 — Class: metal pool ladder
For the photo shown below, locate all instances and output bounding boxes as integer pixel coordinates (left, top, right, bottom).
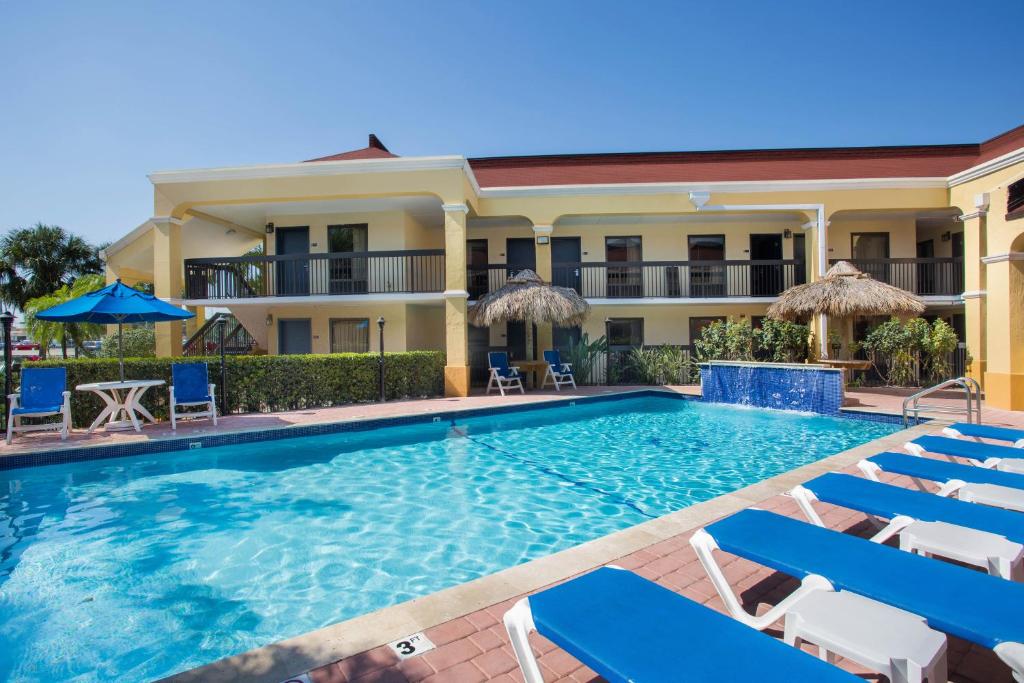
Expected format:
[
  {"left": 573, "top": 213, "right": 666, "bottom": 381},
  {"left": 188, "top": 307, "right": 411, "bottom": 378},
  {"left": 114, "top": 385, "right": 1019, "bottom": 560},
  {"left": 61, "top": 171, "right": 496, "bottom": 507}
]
[{"left": 902, "top": 376, "right": 982, "bottom": 426}]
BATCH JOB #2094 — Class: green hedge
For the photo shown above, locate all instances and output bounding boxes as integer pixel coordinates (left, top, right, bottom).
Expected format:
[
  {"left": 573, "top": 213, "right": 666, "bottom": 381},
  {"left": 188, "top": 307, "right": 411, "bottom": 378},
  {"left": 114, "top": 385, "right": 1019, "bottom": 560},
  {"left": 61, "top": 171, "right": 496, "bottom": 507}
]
[{"left": 21, "top": 351, "right": 445, "bottom": 428}]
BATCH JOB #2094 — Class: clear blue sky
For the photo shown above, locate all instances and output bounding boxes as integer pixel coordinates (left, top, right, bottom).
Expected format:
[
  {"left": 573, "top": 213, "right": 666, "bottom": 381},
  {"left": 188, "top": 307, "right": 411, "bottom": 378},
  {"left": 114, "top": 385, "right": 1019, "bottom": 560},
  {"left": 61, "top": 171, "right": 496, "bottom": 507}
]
[{"left": 1, "top": 0, "right": 1021, "bottom": 245}]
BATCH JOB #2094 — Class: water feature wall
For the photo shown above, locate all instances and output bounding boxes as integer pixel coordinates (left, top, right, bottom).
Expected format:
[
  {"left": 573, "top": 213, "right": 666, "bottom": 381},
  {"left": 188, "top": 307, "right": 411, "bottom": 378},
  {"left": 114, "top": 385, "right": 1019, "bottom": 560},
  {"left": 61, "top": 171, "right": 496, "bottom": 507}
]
[{"left": 699, "top": 361, "right": 843, "bottom": 414}]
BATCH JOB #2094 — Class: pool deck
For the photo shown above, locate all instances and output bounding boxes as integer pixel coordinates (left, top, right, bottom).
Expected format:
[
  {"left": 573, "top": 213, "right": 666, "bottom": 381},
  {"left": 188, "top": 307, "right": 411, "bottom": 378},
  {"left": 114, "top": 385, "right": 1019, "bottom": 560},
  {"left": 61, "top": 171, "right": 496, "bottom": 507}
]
[{"left": 8, "top": 386, "right": 1021, "bottom": 682}]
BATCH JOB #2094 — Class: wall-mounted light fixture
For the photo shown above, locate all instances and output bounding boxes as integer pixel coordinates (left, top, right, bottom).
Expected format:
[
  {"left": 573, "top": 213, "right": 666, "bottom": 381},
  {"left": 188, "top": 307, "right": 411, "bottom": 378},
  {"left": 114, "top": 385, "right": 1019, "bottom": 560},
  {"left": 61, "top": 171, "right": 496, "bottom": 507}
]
[
  {"left": 265, "top": 222, "right": 275, "bottom": 234},
  {"left": 783, "top": 229, "right": 793, "bottom": 239},
  {"left": 535, "top": 235, "right": 550, "bottom": 245},
  {"left": 941, "top": 231, "right": 951, "bottom": 242},
  {"left": 265, "top": 313, "right": 273, "bottom": 327}
]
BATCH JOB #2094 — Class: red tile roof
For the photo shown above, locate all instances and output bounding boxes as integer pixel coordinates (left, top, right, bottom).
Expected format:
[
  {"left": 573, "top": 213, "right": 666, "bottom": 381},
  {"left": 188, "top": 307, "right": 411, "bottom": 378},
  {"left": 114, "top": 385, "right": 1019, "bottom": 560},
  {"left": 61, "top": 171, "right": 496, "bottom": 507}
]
[{"left": 305, "top": 133, "right": 396, "bottom": 162}]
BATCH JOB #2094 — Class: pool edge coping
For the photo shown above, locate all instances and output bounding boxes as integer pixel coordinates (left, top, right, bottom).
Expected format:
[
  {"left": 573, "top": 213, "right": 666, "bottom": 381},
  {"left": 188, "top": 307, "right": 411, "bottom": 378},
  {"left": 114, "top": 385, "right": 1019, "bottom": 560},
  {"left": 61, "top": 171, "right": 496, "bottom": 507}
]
[{"left": 157, "top": 411, "right": 934, "bottom": 683}]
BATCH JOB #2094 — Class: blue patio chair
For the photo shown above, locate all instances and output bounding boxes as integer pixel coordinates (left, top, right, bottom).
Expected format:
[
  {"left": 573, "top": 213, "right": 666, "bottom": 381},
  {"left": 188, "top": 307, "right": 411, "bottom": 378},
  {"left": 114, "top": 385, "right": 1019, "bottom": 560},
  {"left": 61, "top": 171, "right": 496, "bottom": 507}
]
[
  {"left": 907, "top": 434, "right": 1024, "bottom": 473},
  {"left": 943, "top": 423, "right": 1024, "bottom": 448},
  {"left": 169, "top": 362, "right": 217, "bottom": 430},
  {"left": 6, "top": 367, "right": 71, "bottom": 444},
  {"left": 791, "top": 472, "right": 1024, "bottom": 580},
  {"left": 541, "top": 349, "right": 576, "bottom": 391},
  {"left": 693, "top": 509, "right": 1024, "bottom": 681},
  {"left": 860, "top": 451, "right": 1024, "bottom": 512},
  {"left": 486, "top": 351, "right": 524, "bottom": 396},
  {"left": 503, "top": 566, "right": 861, "bottom": 683}
]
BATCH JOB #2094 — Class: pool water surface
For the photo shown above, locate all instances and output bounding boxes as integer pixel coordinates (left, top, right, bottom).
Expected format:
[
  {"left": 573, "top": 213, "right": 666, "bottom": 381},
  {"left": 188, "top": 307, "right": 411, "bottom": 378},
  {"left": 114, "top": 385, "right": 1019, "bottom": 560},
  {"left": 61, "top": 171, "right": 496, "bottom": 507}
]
[{"left": 0, "top": 395, "right": 900, "bottom": 681}]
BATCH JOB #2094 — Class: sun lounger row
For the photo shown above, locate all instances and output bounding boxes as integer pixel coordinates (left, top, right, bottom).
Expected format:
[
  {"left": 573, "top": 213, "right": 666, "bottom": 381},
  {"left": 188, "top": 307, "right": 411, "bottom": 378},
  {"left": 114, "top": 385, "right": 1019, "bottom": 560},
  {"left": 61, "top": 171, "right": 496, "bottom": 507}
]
[{"left": 506, "top": 439, "right": 1024, "bottom": 683}]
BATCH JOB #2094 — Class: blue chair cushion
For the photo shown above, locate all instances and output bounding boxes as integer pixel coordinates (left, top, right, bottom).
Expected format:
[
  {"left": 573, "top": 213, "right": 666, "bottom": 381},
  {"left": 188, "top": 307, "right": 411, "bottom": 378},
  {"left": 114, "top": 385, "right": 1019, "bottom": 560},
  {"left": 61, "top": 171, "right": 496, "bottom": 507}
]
[
  {"left": 804, "top": 472, "right": 1024, "bottom": 544},
  {"left": 12, "top": 404, "right": 63, "bottom": 415},
  {"left": 529, "top": 567, "right": 860, "bottom": 683},
  {"left": 913, "top": 434, "right": 1022, "bottom": 462},
  {"left": 172, "top": 362, "right": 211, "bottom": 404},
  {"left": 948, "top": 423, "right": 1024, "bottom": 443},
  {"left": 869, "top": 451, "right": 1024, "bottom": 490},
  {"left": 18, "top": 367, "right": 66, "bottom": 412},
  {"left": 706, "top": 509, "right": 1024, "bottom": 650}
]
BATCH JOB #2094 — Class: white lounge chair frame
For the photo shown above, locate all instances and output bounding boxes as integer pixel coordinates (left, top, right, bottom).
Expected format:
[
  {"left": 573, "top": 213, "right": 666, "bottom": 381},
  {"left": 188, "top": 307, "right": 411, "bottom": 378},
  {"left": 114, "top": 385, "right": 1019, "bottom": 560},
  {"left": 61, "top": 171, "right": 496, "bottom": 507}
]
[
  {"left": 690, "top": 528, "right": 949, "bottom": 683},
  {"left": 858, "top": 459, "right": 1024, "bottom": 513},
  {"left": 905, "top": 439, "right": 1024, "bottom": 474},
  {"left": 486, "top": 366, "right": 524, "bottom": 396},
  {"left": 169, "top": 383, "right": 218, "bottom": 430},
  {"left": 6, "top": 390, "right": 71, "bottom": 444},
  {"left": 790, "top": 484, "right": 1024, "bottom": 581},
  {"left": 541, "top": 361, "right": 576, "bottom": 391}
]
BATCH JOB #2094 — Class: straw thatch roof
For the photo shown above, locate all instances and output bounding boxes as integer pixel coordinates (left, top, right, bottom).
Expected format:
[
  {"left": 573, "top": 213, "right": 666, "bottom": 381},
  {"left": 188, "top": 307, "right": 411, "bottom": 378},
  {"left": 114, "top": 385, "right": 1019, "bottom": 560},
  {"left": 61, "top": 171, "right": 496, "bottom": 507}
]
[
  {"left": 468, "top": 269, "right": 590, "bottom": 327},
  {"left": 767, "top": 260, "right": 925, "bottom": 320}
]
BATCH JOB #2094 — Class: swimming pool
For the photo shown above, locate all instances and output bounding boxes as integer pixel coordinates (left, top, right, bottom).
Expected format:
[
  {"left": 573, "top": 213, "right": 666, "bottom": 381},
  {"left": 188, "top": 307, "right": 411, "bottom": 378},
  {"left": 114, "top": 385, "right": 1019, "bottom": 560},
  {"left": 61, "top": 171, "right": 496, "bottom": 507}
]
[{"left": 0, "top": 394, "right": 900, "bottom": 681}]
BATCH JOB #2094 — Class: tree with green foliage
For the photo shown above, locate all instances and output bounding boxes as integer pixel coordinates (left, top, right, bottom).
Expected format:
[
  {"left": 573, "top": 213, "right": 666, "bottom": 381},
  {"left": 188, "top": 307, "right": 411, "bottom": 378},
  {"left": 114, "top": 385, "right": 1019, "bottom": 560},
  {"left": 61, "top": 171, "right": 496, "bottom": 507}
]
[
  {"left": 860, "top": 317, "right": 961, "bottom": 386},
  {"left": 23, "top": 274, "right": 107, "bottom": 359},
  {"left": 0, "top": 223, "right": 104, "bottom": 311},
  {"left": 99, "top": 327, "right": 156, "bottom": 359}
]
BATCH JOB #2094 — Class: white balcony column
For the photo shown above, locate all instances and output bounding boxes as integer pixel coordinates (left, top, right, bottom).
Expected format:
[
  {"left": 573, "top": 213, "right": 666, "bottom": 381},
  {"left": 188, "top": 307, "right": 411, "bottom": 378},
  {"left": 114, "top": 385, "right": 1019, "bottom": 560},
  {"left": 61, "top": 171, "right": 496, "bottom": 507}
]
[
  {"left": 442, "top": 203, "right": 471, "bottom": 396},
  {"left": 152, "top": 216, "right": 184, "bottom": 357},
  {"left": 532, "top": 224, "right": 555, "bottom": 359},
  {"left": 960, "top": 193, "right": 989, "bottom": 385}
]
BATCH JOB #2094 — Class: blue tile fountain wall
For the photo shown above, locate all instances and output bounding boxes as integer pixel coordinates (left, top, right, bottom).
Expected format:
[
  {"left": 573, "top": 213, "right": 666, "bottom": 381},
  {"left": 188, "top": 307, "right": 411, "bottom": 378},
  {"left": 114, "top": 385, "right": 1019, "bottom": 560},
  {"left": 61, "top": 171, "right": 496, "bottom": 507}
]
[{"left": 700, "top": 362, "right": 843, "bottom": 414}]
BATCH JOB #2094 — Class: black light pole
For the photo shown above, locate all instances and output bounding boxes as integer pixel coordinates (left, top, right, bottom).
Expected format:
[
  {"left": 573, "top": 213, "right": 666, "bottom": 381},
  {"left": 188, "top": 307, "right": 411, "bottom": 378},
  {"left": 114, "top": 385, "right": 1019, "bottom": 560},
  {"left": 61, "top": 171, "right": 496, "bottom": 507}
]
[
  {"left": 1, "top": 312, "right": 13, "bottom": 430},
  {"left": 216, "top": 316, "right": 228, "bottom": 417},
  {"left": 377, "top": 316, "right": 386, "bottom": 402}
]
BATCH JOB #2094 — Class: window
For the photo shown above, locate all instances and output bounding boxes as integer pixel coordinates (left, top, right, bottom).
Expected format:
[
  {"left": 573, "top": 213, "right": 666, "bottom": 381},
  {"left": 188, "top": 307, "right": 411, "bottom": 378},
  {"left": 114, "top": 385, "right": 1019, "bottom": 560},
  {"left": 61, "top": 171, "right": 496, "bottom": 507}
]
[
  {"left": 606, "top": 318, "right": 643, "bottom": 349},
  {"left": 688, "top": 235, "right": 726, "bottom": 297},
  {"left": 851, "top": 233, "right": 890, "bottom": 283},
  {"left": 1008, "top": 179, "right": 1024, "bottom": 220},
  {"left": 330, "top": 318, "right": 370, "bottom": 353},
  {"left": 605, "top": 236, "right": 642, "bottom": 297},
  {"left": 553, "top": 325, "right": 581, "bottom": 353},
  {"left": 327, "top": 224, "right": 369, "bottom": 294}
]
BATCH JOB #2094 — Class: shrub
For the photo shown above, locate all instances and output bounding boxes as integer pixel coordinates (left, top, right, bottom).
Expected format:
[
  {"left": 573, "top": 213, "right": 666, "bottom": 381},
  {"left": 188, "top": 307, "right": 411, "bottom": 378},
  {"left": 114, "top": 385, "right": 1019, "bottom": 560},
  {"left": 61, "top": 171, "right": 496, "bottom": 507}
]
[
  {"left": 756, "top": 319, "right": 810, "bottom": 363},
  {"left": 100, "top": 327, "right": 156, "bottom": 358},
  {"left": 22, "top": 351, "right": 445, "bottom": 428},
  {"left": 563, "top": 333, "right": 608, "bottom": 385},
  {"left": 693, "top": 319, "right": 756, "bottom": 361},
  {"left": 626, "top": 345, "right": 696, "bottom": 385},
  {"left": 860, "top": 317, "right": 961, "bottom": 386}
]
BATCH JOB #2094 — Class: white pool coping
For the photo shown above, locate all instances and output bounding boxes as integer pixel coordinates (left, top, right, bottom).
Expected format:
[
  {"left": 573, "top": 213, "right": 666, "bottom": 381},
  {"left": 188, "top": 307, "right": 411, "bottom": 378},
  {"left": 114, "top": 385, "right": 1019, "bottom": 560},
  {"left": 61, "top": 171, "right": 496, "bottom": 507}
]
[{"left": 159, "top": 412, "right": 937, "bottom": 683}]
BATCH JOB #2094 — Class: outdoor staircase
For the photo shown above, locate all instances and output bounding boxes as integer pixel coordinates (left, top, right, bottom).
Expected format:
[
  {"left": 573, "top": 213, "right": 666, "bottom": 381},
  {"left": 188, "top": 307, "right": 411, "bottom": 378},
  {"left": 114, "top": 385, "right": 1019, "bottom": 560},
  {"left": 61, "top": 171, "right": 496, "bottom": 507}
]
[{"left": 183, "top": 312, "right": 257, "bottom": 357}]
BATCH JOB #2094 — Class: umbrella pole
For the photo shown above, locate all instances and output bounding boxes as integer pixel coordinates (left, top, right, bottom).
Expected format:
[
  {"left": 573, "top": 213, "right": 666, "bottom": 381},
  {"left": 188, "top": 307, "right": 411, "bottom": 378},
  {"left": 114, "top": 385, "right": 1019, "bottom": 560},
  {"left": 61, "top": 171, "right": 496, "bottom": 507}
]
[{"left": 118, "top": 320, "right": 125, "bottom": 382}]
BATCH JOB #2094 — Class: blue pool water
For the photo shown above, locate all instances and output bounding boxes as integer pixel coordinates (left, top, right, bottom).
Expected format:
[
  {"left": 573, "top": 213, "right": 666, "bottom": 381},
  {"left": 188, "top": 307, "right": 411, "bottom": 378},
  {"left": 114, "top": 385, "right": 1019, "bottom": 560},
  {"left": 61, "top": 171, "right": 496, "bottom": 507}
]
[{"left": 0, "top": 395, "right": 899, "bottom": 681}]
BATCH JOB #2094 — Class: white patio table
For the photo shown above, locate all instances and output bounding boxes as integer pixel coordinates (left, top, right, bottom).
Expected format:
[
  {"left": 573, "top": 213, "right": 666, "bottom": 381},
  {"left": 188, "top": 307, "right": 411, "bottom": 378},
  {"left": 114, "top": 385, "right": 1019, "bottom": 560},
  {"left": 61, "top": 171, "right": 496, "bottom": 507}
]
[{"left": 76, "top": 379, "right": 165, "bottom": 433}]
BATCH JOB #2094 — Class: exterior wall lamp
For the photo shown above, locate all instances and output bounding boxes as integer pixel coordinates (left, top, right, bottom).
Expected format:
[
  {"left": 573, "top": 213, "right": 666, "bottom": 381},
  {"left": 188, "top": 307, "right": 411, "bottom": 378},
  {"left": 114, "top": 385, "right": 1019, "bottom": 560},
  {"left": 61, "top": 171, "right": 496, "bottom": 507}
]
[{"left": 265, "top": 222, "right": 275, "bottom": 234}]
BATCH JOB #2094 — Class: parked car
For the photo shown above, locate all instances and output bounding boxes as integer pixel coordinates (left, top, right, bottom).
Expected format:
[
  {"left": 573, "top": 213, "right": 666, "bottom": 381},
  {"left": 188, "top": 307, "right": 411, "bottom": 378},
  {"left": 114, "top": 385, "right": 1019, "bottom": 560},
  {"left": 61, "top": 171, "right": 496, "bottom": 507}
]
[
  {"left": 83, "top": 340, "right": 102, "bottom": 352},
  {"left": 14, "top": 341, "right": 39, "bottom": 351}
]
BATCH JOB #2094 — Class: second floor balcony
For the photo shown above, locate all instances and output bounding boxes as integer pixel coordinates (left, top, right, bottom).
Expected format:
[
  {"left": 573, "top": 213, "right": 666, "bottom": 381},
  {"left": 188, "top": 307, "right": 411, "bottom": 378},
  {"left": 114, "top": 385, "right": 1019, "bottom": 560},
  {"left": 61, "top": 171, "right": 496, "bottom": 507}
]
[
  {"left": 830, "top": 258, "right": 963, "bottom": 297},
  {"left": 468, "top": 259, "right": 805, "bottom": 300},
  {"left": 184, "top": 250, "right": 446, "bottom": 300}
]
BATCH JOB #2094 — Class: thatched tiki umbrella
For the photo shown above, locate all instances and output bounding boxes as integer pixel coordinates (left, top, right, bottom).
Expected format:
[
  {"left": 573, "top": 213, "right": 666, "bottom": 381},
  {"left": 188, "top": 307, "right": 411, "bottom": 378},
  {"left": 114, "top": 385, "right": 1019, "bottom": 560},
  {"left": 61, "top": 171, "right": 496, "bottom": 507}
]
[
  {"left": 468, "top": 269, "right": 590, "bottom": 361},
  {"left": 767, "top": 260, "right": 925, "bottom": 357}
]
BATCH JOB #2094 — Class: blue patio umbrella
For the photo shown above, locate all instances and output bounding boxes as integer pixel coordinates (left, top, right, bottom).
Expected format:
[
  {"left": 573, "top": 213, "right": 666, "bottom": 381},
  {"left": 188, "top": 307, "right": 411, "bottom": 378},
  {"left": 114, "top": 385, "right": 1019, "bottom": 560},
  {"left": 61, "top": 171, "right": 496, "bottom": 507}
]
[{"left": 35, "top": 279, "right": 194, "bottom": 381}]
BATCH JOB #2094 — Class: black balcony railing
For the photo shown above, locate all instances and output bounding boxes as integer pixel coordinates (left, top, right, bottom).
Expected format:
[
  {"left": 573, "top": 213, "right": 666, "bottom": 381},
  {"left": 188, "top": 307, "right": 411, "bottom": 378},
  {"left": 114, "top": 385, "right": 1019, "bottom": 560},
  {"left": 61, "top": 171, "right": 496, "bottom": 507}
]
[
  {"left": 467, "top": 264, "right": 535, "bottom": 299},
  {"left": 549, "top": 260, "right": 804, "bottom": 299},
  {"left": 830, "top": 258, "right": 963, "bottom": 296},
  {"left": 185, "top": 250, "right": 445, "bottom": 299}
]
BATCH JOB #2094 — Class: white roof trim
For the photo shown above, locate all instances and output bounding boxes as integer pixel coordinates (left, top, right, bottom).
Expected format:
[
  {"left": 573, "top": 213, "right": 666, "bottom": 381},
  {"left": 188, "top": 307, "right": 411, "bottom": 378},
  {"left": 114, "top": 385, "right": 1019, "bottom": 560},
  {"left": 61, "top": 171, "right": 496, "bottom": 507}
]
[
  {"left": 948, "top": 147, "right": 1024, "bottom": 187},
  {"left": 149, "top": 155, "right": 473, "bottom": 185},
  {"left": 476, "top": 177, "right": 948, "bottom": 198}
]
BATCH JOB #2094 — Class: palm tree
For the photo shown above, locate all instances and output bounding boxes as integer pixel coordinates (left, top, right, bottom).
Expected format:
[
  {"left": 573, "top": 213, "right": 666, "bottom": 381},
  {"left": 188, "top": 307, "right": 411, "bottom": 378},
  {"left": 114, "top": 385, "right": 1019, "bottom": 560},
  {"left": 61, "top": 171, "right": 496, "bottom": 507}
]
[
  {"left": 0, "top": 223, "right": 103, "bottom": 311},
  {"left": 23, "top": 274, "right": 107, "bottom": 359}
]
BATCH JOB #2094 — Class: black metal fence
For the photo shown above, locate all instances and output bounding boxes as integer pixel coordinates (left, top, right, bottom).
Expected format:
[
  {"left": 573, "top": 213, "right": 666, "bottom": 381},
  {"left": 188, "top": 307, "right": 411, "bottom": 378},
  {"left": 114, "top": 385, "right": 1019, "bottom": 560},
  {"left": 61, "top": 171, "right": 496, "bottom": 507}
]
[
  {"left": 467, "top": 264, "right": 534, "bottom": 300},
  {"left": 831, "top": 258, "right": 963, "bottom": 296},
  {"left": 185, "top": 250, "right": 445, "bottom": 299},
  {"left": 551, "top": 260, "right": 804, "bottom": 298}
]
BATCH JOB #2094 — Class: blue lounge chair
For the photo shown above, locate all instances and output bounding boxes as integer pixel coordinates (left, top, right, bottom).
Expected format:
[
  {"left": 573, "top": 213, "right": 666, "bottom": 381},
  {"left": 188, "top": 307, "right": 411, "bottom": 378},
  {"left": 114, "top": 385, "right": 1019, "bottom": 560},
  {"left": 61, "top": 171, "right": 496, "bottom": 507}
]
[
  {"left": 943, "top": 423, "right": 1024, "bottom": 448},
  {"left": 541, "top": 349, "right": 576, "bottom": 391},
  {"left": 504, "top": 566, "right": 862, "bottom": 683},
  {"left": 169, "top": 362, "right": 217, "bottom": 430},
  {"left": 791, "top": 472, "right": 1024, "bottom": 579},
  {"left": 859, "top": 451, "right": 1024, "bottom": 512},
  {"left": 692, "top": 508, "right": 1024, "bottom": 679},
  {"left": 486, "top": 351, "right": 524, "bottom": 396},
  {"left": 6, "top": 367, "right": 71, "bottom": 444},
  {"left": 907, "top": 434, "right": 1024, "bottom": 473}
]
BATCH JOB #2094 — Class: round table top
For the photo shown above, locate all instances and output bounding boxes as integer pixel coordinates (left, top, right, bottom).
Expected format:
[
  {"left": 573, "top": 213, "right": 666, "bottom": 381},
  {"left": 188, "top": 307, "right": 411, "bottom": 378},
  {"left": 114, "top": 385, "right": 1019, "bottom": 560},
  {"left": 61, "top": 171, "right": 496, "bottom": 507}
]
[{"left": 76, "top": 379, "right": 166, "bottom": 391}]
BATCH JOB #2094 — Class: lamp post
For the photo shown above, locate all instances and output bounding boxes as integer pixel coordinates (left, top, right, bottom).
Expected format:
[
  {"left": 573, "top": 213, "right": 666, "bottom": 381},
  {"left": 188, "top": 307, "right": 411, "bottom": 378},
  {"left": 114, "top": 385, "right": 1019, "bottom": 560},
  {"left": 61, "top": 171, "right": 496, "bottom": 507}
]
[
  {"left": 1, "top": 312, "right": 13, "bottom": 430},
  {"left": 377, "top": 316, "right": 386, "bottom": 402},
  {"left": 216, "top": 316, "right": 228, "bottom": 417},
  {"left": 604, "top": 317, "right": 612, "bottom": 385}
]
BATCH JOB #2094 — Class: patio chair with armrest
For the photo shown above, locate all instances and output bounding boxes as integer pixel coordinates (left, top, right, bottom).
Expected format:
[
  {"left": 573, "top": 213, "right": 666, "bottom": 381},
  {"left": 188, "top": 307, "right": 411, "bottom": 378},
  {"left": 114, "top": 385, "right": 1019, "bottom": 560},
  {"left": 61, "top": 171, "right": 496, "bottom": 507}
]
[{"left": 6, "top": 367, "right": 71, "bottom": 444}]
